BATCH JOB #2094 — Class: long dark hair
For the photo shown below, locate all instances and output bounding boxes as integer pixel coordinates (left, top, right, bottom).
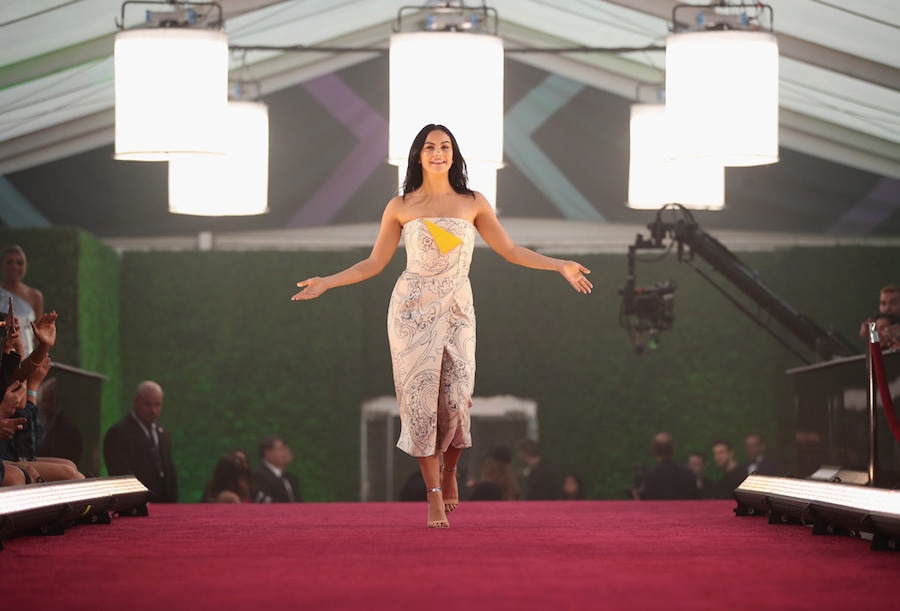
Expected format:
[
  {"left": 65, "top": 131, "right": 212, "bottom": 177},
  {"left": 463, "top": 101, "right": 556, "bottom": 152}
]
[{"left": 401, "top": 124, "right": 474, "bottom": 199}]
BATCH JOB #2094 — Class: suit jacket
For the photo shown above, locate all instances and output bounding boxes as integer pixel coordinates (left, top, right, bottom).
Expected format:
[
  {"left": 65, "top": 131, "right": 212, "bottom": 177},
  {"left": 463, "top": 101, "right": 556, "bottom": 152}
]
[
  {"left": 103, "top": 414, "right": 178, "bottom": 503},
  {"left": 251, "top": 463, "right": 302, "bottom": 503},
  {"left": 642, "top": 459, "right": 699, "bottom": 500},
  {"left": 744, "top": 455, "right": 783, "bottom": 477},
  {"left": 523, "top": 461, "right": 558, "bottom": 500}
]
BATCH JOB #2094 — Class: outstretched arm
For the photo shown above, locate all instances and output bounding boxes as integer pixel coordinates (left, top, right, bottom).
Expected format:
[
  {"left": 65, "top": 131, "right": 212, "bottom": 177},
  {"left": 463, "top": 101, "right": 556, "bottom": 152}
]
[
  {"left": 292, "top": 199, "right": 404, "bottom": 300},
  {"left": 472, "top": 193, "right": 593, "bottom": 294}
]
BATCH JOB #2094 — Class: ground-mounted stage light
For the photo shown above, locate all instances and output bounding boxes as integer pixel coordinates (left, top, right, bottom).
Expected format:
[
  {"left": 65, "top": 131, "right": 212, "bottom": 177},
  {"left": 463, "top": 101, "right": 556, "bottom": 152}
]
[
  {"left": 733, "top": 475, "right": 900, "bottom": 551},
  {"left": 0, "top": 476, "right": 150, "bottom": 549}
]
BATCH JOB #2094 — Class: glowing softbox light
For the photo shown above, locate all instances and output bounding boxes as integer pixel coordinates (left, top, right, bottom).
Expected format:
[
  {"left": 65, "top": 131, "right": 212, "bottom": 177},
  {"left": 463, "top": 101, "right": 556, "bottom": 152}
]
[
  {"left": 627, "top": 104, "right": 725, "bottom": 210},
  {"left": 665, "top": 30, "right": 779, "bottom": 167},
  {"left": 168, "top": 100, "right": 269, "bottom": 216},
  {"left": 390, "top": 31, "right": 503, "bottom": 206},
  {"left": 115, "top": 27, "right": 228, "bottom": 160}
]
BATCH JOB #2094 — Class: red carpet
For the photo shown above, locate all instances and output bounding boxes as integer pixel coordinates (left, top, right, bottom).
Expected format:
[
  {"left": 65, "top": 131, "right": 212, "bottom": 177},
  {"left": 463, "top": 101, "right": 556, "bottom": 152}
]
[{"left": 4, "top": 500, "right": 898, "bottom": 610}]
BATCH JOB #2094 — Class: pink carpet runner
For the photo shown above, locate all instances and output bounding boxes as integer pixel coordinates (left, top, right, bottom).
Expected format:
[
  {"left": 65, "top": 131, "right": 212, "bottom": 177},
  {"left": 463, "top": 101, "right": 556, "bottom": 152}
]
[{"left": 4, "top": 500, "right": 898, "bottom": 610}]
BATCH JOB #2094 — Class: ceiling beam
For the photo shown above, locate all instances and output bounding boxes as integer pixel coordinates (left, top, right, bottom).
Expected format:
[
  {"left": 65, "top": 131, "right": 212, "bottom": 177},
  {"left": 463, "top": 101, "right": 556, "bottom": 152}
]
[{"left": 601, "top": 0, "right": 900, "bottom": 92}]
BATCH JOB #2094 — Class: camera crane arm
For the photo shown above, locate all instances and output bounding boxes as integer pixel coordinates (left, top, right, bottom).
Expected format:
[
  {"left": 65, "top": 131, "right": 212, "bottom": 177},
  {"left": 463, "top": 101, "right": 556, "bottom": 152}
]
[{"left": 629, "top": 209, "right": 859, "bottom": 363}]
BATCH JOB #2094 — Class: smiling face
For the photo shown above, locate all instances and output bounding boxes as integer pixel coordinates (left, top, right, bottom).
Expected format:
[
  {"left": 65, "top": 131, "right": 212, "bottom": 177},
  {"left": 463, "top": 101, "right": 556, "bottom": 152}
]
[{"left": 420, "top": 130, "right": 453, "bottom": 174}]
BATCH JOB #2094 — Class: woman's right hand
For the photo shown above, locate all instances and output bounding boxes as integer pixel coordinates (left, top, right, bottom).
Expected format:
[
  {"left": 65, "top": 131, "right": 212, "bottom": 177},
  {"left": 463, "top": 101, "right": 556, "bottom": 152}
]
[{"left": 292, "top": 277, "right": 329, "bottom": 301}]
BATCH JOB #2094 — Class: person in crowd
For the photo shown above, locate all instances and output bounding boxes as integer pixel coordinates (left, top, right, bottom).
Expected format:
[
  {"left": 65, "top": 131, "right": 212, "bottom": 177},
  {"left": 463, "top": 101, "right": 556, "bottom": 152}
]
[
  {"left": 202, "top": 449, "right": 252, "bottom": 503},
  {"left": 516, "top": 438, "right": 558, "bottom": 500},
  {"left": 873, "top": 312, "right": 900, "bottom": 350},
  {"left": 0, "top": 245, "right": 44, "bottom": 356},
  {"left": 103, "top": 380, "right": 178, "bottom": 502},
  {"left": 742, "top": 433, "right": 782, "bottom": 477},
  {"left": 687, "top": 451, "right": 715, "bottom": 499},
  {"left": 1, "top": 309, "right": 82, "bottom": 483},
  {"left": 469, "top": 443, "right": 519, "bottom": 501},
  {"left": 859, "top": 285, "right": 900, "bottom": 339},
  {"left": 291, "top": 123, "right": 591, "bottom": 528},
  {"left": 640, "top": 432, "right": 698, "bottom": 500},
  {"left": 35, "top": 376, "right": 83, "bottom": 464},
  {"left": 561, "top": 473, "right": 585, "bottom": 500},
  {"left": 251, "top": 434, "right": 302, "bottom": 503},
  {"left": 398, "top": 470, "right": 427, "bottom": 502},
  {"left": 712, "top": 440, "right": 747, "bottom": 499}
]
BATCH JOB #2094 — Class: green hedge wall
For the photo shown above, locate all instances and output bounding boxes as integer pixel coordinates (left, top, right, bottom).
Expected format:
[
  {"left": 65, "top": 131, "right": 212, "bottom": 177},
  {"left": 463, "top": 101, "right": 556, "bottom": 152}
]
[
  {"left": 3, "top": 226, "right": 891, "bottom": 501},
  {"left": 116, "top": 243, "right": 896, "bottom": 502}
]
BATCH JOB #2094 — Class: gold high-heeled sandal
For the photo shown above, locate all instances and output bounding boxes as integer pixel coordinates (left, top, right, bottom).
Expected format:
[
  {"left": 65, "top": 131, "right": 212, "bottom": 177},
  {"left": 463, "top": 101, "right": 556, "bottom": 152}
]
[
  {"left": 441, "top": 466, "right": 459, "bottom": 514},
  {"left": 426, "top": 486, "right": 450, "bottom": 529}
]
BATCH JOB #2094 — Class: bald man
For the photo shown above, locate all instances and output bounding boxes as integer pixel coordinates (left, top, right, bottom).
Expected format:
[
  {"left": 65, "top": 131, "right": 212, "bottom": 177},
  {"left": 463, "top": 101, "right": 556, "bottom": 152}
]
[{"left": 103, "top": 381, "right": 178, "bottom": 503}]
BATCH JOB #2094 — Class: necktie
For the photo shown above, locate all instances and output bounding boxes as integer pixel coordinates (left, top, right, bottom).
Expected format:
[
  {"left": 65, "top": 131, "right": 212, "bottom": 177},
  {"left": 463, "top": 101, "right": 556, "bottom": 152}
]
[
  {"left": 282, "top": 475, "right": 295, "bottom": 502},
  {"left": 149, "top": 424, "right": 164, "bottom": 477}
]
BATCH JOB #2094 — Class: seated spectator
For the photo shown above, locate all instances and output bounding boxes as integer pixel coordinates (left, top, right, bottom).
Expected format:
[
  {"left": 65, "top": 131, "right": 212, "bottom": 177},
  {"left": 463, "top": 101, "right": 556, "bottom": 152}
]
[
  {"left": 561, "top": 473, "right": 585, "bottom": 500},
  {"left": 251, "top": 435, "right": 302, "bottom": 503},
  {"left": 516, "top": 438, "right": 558, "bottom": 500},
  {"left": 712, "top": 440, "right": 747, "bottom": 499},
  {"left": 469, "top": 444, "right": 519, "bottom": 501},
  {"left": 1, "top": 311, "right": 82, "bottom": 483},
  {"left": 687, "top": 451, "right": 715, "bottom": 499},
  {"left": 203, "top": 449, "right": 252, "bottom": 503},
  {"left": 640, "top": 432, "right": 698, "bottom": 500}
]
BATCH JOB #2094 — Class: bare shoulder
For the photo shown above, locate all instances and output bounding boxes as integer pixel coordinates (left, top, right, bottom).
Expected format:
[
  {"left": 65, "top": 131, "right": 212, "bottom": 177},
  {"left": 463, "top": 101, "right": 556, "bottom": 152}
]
[
  {"left": 383, "top": 196, "right": 406, "bottom": 222},
  {"left": 471, "top": 191, "right": 498, "bottom": 221},
  {"left": 27, "top": 285, "right": 43, "bottom": 305}
]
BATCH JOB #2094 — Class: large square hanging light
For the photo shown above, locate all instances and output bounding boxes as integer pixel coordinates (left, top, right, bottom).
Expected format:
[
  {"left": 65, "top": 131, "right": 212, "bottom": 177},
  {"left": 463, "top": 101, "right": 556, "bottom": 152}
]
[
  {"left": 389, "top": 5, "right": 503, "bottom": 207},
  {"left": 168, "top": 100, "right": 269, "bottom": 216},
  {"left": 114, "top": 5, "right": 228, "bottom": 160},
  {"left": 627, "top": 103, "right": 725, "bottom": 210},
  {"left": 665, "top": 4, "right": 779, "bottom": 167}
]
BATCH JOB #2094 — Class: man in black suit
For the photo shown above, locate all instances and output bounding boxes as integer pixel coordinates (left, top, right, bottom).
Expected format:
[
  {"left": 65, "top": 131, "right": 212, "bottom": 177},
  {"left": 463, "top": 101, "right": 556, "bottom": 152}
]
[
  {"left": 516, "top": 438, "right": 557, "bottom": 500},
  {"left": 640, "top": 432, "right": 699, "bottom": 500},
  {"left": 251, "top": 434, "right": 302, "bottom": 503},
  {"left": 742, "top": 434, "right": 783, "bottom": 477},
  {"left": 103, "top": 380, "right": 178, "bottom": 503}
]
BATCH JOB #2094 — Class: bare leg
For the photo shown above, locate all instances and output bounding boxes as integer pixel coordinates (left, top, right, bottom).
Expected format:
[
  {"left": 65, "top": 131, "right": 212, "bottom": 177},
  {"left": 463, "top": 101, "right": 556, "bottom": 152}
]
[
  {"left": 16, "top": 460, "right": 84, "bottom": 481},
  {"left": 441, "top": 446, "right": 462, "bottom": 513},
  {"left": 2, "top": 462, "right": 26, "bottom": 486},
  {"left": 417, "top": 452, "right": 448, "bottom": 528}
]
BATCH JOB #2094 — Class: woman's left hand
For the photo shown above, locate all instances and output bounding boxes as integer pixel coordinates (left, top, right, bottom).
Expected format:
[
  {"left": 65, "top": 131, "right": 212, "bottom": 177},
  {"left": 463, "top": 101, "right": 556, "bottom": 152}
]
[{"left": 560, "top": 261, "right": 592, "bottom": 294}]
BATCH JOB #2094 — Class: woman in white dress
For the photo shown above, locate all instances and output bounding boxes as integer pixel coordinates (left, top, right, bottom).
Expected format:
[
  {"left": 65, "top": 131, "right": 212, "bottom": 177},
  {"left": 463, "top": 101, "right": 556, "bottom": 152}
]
[{"left": 292, "top": 124, "right": 592, "bottom": 528}]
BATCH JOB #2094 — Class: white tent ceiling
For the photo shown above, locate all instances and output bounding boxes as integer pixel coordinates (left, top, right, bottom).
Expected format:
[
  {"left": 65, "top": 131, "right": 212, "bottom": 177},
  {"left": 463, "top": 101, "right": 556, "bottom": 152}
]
[{"left": 0, "top": 0, "right": 898, "bottom": 180}]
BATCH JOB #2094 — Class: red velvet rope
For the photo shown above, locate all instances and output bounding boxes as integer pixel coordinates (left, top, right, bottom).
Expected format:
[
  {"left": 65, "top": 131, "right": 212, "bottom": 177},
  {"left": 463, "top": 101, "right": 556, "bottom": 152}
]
[{"left": 869, "top": 338, "right": 900, "bottom": 444}]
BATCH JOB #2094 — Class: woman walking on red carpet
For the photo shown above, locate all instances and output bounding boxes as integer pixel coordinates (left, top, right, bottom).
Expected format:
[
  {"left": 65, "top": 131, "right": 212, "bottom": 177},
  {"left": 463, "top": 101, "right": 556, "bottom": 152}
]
[{"left": 292, "top": 124, "right": 592, "bottom": 528}]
